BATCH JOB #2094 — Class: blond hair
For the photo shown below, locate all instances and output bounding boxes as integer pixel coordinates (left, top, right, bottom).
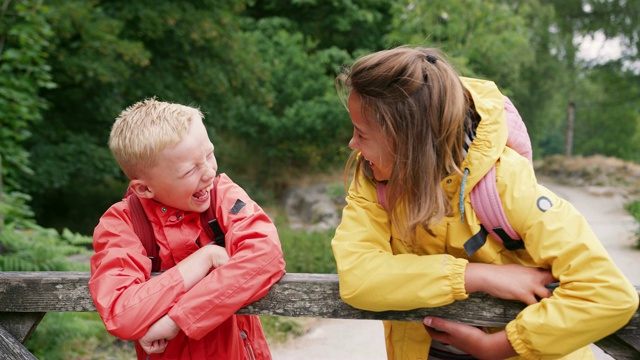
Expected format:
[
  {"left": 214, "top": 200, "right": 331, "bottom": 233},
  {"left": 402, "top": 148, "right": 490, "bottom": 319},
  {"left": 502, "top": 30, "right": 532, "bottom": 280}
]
[
  {"left": 109, "top": 97, "right": 203, "bottom": 179},
  {"left": 336, "top": 46, "right": 469, "bottom": 241}
]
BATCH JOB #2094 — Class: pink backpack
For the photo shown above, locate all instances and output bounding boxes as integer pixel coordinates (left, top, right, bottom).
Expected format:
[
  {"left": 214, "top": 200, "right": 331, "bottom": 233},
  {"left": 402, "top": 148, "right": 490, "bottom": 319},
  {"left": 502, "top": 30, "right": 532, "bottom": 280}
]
[{"left": 376, "top": 96, "right": 532, "bottom": 255}]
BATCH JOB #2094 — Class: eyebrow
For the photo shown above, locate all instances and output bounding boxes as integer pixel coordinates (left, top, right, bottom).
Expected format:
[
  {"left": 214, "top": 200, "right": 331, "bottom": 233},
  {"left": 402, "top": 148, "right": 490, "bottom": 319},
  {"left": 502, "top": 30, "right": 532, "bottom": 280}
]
[{"left": 353, "top": 123, "right": 367, "bottom": 135}]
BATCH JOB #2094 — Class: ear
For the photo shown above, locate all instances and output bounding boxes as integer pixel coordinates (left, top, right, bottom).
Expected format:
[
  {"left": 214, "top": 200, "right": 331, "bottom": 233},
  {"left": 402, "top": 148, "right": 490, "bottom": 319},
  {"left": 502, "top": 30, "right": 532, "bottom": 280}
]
[{"left": 129, "top": 179, "right": 154, "bottom": 199}]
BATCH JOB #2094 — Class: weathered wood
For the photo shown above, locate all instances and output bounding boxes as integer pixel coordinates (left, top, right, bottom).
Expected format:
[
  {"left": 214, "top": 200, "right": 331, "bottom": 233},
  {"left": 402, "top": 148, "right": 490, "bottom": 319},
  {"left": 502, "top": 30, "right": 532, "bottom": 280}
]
[
  {"left": 0, "top": 325, "right": 37, "bottom": 360},
  {"left": 0, "top": 272, "right": 95, "bottom": 312},
  {"left": 237, "top": 273, "right": 529, "bottom": 326},
  {"left": 0, "top": 272, "right": 638, "bottom": 359},
  {"left": 0, "top": 313, "right": 45, "bottom": 343},
  {"left": 596, "top": 333, "right": 640, "bottom": 360}
]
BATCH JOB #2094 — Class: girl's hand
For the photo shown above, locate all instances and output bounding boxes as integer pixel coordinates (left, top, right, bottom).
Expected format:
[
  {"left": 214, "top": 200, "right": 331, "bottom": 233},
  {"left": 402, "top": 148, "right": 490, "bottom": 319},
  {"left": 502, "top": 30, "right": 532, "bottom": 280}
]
[
  {"left": 465, "top": 263, "right": 556, "bottom": 305},
  {"left": 423, "top": 317, "right": 517, "bottom": 360}
]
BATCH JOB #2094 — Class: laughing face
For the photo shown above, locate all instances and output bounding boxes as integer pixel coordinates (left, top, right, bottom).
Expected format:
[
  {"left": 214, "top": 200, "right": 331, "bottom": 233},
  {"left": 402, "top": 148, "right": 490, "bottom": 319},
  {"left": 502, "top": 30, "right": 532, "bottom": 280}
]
[
  {"left": 347, "top": 91, "right": 394, "bottom": 182},
  {"left": 135, "top": 117, "right": 218, "bottom": 213}
]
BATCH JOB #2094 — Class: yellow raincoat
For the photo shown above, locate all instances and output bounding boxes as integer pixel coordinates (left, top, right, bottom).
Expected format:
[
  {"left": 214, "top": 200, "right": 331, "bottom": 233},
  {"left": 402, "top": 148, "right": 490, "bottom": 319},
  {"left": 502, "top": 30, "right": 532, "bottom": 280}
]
[{"left": 331, "top": 78, "right": 638, "bottom": 359}]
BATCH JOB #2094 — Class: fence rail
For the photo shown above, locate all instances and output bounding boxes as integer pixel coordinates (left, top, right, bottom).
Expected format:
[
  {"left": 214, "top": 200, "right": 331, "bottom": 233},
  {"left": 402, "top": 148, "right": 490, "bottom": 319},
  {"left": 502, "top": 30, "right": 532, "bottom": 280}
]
[{"left": 0, "top": 272, "right": 638, "bottom": 359}]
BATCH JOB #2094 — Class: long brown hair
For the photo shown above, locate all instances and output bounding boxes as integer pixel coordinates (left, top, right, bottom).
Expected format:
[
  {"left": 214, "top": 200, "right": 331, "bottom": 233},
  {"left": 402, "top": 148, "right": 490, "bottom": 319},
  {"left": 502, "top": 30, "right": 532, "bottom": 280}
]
[{"left": 336, "top": 46, "right": 469, "bottom": 242}]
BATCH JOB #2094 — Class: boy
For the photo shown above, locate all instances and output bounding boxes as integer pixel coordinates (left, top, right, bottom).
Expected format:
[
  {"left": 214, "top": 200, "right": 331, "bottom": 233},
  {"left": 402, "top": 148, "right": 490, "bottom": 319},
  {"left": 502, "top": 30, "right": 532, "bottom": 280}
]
[{"left": 89, "top": 98, "right": 286, "bottom": 359}]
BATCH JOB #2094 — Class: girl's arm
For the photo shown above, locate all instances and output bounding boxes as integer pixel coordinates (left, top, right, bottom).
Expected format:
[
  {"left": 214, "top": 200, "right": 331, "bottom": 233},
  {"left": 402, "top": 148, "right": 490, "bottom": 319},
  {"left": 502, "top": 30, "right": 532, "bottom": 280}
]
[
  {"left": 497, "top": 155, "right": 638, "bottom": 358},
  {"left": 332, "top": 175, "right": 469, "bottom": 311}
]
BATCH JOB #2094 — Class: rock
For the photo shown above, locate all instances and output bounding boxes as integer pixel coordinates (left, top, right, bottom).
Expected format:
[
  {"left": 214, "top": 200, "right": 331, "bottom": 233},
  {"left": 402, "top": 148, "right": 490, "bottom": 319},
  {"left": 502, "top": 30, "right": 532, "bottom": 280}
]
[{"left": 283, "top": 183, "right": 341, "bottom": 232}]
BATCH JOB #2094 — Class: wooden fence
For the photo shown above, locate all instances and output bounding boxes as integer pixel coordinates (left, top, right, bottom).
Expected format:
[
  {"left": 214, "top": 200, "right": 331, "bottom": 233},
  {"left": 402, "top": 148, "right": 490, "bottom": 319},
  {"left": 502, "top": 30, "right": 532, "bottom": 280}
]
[{"left": 0, "top": 272, "right": 638, "bottom": 359}]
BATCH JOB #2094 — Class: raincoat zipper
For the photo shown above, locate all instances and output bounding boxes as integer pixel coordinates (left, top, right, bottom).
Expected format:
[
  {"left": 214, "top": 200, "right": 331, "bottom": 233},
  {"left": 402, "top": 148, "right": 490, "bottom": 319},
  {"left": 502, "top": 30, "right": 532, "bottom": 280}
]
[{"left": 240, "top": 330, "right": 256, "bottom": 360}]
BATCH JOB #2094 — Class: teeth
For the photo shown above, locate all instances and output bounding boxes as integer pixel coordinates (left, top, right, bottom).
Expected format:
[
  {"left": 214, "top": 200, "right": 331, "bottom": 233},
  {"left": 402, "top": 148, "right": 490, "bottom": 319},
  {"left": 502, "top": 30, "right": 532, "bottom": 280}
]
[{"left": 194, "top": 183, "right": 214, "bottom": 199}]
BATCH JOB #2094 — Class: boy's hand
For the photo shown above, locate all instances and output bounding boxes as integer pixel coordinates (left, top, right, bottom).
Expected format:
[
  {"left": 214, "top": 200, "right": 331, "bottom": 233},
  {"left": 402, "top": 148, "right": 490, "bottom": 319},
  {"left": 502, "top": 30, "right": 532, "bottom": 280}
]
[
  {"left": 176, "top": 244, "right": 229, "bottom": 291},
  {"left": 423, "top": 317, "right": 517, "bottom": 360},
  {"left": 465, "top": 263, "right": 555, "bottom": 305},
  {"left": 208, "top": 243, "right": 229, "bottom": 268},
  {"left": 139, "top": 315, "right": 180, "bottom": 354}
]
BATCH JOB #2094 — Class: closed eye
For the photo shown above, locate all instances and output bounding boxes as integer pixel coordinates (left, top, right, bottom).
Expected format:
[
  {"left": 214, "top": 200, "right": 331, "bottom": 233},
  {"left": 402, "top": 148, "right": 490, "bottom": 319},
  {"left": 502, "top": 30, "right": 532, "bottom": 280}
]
[
  {"left": 353, "top": 128, "right": 366, "bottom": 140},
  {"left": 181, "top": 167, "right": 197, "bottom": 178}
]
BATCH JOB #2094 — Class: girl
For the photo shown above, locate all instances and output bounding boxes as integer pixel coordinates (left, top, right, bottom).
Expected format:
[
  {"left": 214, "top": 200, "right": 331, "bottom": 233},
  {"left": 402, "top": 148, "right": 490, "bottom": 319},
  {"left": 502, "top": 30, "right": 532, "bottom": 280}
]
[{"left": 331, "top": 46, "right": 638, "bottom": 359}]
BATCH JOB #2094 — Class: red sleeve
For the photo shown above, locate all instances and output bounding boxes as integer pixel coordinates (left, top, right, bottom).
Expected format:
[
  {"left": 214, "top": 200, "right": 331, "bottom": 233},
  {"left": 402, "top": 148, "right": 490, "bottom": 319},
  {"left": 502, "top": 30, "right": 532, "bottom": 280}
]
[
  {"left": 168, "top": 174, "right": 286, "bottom": 340},
  {"left": 88, "top": 201, "right": 187, "bottom": 340}
]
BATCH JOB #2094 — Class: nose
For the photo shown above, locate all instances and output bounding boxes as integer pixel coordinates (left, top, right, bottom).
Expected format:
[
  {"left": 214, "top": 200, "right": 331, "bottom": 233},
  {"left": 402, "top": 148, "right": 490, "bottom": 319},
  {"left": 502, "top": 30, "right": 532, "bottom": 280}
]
[
  {"left": 348, "top": 133, "right": 358, "bottom": 150},
  {"left": 202, "top": 164, "right": 216, "bottom": 182}
]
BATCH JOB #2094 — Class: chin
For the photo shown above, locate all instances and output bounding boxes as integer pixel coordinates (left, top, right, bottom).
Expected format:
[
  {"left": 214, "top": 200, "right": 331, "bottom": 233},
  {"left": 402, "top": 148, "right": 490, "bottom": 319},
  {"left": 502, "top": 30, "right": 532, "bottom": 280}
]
[
  {"left": 373, "top": 172, "right": 389, "bottom": 182},
  {"left": 191, "top": 202, "right": 211, "bottom": 214}
]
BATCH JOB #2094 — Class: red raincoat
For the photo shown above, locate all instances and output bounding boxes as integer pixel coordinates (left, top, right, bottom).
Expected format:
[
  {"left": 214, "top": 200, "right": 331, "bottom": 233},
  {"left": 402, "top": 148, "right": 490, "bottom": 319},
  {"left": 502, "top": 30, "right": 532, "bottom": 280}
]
[{"left": 89, "top": 174, "right": 286, "bottom": 359}]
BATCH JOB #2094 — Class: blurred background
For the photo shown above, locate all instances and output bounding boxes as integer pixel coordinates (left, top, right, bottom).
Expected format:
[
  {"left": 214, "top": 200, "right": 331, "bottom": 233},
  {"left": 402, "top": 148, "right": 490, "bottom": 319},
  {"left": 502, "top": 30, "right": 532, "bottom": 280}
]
[{"left": 1, "top": 1, "right": 639, "bottom": 358}]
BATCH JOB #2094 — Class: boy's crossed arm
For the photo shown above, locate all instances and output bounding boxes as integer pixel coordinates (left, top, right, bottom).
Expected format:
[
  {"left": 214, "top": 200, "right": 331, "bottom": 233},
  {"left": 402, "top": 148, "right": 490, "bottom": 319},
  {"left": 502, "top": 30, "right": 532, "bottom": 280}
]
[{"left": 139, "top": 244, "right": 229, "bottom": 354}]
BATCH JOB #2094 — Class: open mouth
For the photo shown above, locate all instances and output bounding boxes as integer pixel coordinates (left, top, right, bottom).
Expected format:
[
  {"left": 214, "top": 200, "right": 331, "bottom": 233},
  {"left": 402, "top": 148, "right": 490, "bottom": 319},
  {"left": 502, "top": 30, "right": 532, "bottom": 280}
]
[{"left": 193, "top": 183, "right": 214, "bottom": 200}]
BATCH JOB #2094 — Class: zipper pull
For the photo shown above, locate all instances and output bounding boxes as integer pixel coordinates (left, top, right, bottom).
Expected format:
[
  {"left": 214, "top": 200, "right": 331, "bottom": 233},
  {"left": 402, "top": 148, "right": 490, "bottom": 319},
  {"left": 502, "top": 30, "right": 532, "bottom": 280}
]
[{"left": 240, "top": 330, "right": 256, "bottom": 360}]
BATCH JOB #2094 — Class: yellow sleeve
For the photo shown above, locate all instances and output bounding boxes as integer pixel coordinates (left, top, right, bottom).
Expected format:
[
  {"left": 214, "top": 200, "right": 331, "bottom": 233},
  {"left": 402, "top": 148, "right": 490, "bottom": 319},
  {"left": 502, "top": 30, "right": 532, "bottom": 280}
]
[
  {"left": 498, "top": 152, "right": 639, "bottom": 359},
  {"left": 331, "top": 174, "right": 469, "bottom": 312}
]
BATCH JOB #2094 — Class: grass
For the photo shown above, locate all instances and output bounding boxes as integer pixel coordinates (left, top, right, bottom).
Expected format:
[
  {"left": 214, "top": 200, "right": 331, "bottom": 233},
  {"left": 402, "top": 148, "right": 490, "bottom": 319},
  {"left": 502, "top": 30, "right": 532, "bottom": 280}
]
[
  {"left": 27, "top": 313, "right": 136, "bottom": 360},
  {"left": 625, "top": 200, "right": 640, "bottom": 249},
  {"left": 279, "top": 226, "right": 337, "bottom": 274},
  {"left": 28, "top": 313, "right": 307, "bottom": 359},
  {"left": 260, "top": 316, "right": 306, "bottom": 344}
]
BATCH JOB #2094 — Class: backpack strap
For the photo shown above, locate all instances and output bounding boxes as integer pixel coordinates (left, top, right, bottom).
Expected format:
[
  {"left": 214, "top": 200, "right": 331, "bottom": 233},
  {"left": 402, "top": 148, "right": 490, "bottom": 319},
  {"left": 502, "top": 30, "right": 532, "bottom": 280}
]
[
  {"left": 504, "top": 96, "right": 532, "bottom": 165},
  {"left": 199, "top": 178, "right": 225, "bottom": 247},
  {"left": 469, "top": 166, "right": 524, "bottom": 252},
  {"left": 466, "top": 96, "right": 529, "bottom": 254},
  {"left": 127, "top": 193, "right": 162, "bottom": 273}
]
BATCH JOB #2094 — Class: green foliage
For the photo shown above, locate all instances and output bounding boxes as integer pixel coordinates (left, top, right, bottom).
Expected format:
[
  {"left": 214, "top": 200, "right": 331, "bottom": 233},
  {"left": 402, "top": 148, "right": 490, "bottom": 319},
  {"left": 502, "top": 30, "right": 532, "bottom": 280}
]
[
  {"left": 0, "top": 190, "right": 35, "bottom": 227},
  {"left": 217, "top": 20, "right": 353, "bottom": 190},
  {"left": 505, "top": 1, "right": 573, "bottom": 156},
  {"left": 0, "top": 222, "right": 91, "bottom": 271},
  {"left": 260, "top": 315, "right": 305, "bottom": 344},
  {"left": 24, "top": 0, "right": 151, "bottom": 199},
  {"left": 0, "top": 188, "right": 92, "bottom": 272},
  {"left": 26, "top": 312, "right": 135, "bottom": 360},
  {"left": 625, "top": 200, "right": 640, "bottom": 249},
  {"left": 573, "top": 64, "right": 640, "bottom": 162},
  {"left": 246, "top": 0, "right": 394, "bottom": 53},
  {"left": 386, "top": 0, "right": 534, "bottom": 86},
  {"left": 28, "top": 133, "right": 122, "bottom": 192},
  {"left": 278, "top": 224, "right": 337, "bottom": 274},
  {"left": 0, "top": 0, "right": 56, "bottom": 191}
]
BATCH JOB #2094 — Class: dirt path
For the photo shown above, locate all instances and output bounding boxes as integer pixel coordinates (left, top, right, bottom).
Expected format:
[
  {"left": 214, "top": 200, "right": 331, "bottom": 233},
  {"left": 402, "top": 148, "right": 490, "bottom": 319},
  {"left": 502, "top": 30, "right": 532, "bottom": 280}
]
[{"left": 270, "top": 177, "right": 640, "bottom": 360}]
